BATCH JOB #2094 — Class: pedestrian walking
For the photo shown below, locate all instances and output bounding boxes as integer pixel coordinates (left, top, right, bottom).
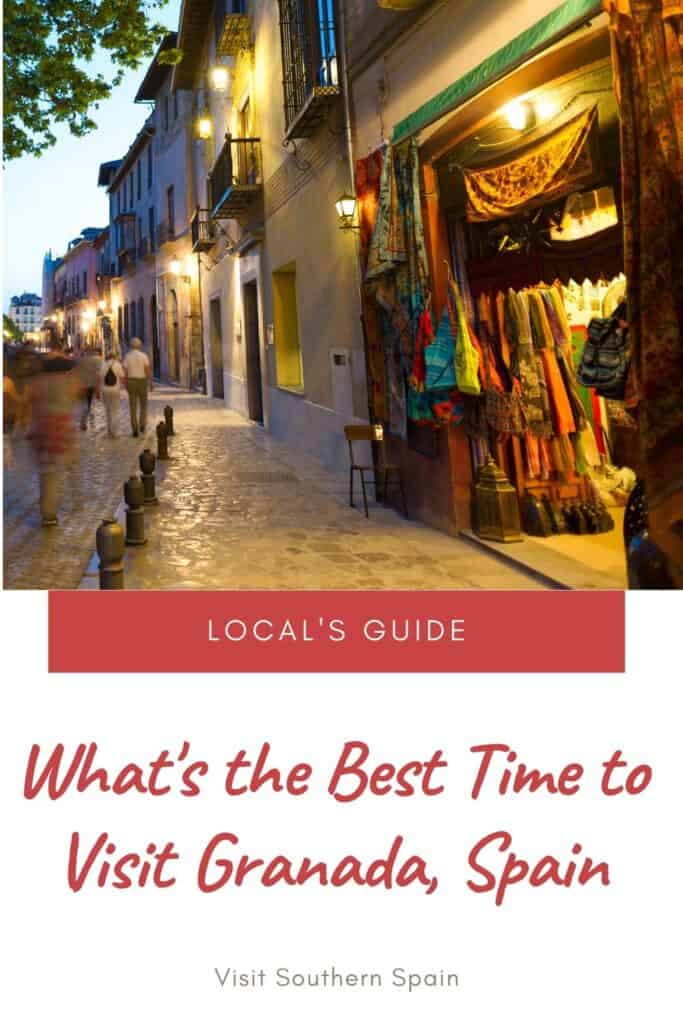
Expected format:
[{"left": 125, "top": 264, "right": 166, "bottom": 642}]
[
  {"left": 99, "top": 350, "right": 125, "bottom": 438},
  {"left": 77, "top": 347, "right": 103, "bottom": 430},
  {"left": 123, "top": 337, "right": 151, "bottom": 437},
  {"left": 26, "top": 340, "right": 79, "bottom": 526}
]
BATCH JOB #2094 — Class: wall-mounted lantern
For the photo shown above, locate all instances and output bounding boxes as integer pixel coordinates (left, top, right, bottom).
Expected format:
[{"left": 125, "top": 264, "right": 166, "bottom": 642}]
[
  {"left": 210, "top": 66, "right": 230, "bottom": 92},
  {"left": 169, "top": 255, "right": 191, "bottom": 284},
  {"left": 197, "top": 114, "right": 213, "bottom": 140},
  {"left": 335, "top": 192, "right": 359, "bottom": 232}
]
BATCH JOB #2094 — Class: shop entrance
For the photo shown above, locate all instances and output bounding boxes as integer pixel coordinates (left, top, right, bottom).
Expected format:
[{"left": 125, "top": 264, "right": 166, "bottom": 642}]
[
  {"left": 243, "top": 281, "right": 263, "bottom": 424},
  {"left": 428, "top": 30, "right": 634, "bottom": 586},
  {"left": 209, "top": 298, "right": 224, "bottom": 399},
  {"left": 167, "top": 289, "right": 180, "bottom": 382}
]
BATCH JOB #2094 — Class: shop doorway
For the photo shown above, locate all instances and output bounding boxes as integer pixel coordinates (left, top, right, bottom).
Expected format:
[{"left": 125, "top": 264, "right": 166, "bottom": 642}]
[
  {"left": 209, "top": 297, "right": 224, "bottom": 399},
  {"left": 150, "top": 295, "right": 160, "bottom": 378},
  {"left": 167, "top": 289, "right": 180, "bottom": 381},
  {"left": 243, "top": 281, "right": 263, "bottom": 423}
]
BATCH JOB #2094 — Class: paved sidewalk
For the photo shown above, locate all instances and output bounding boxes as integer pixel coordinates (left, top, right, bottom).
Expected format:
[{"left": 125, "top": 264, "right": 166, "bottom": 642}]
[
  {"left": 81, "top": 389, "right": 545, "bottom": 591},
  {"left": 3, "top": 387, "right": 169, "bottom": 590}
]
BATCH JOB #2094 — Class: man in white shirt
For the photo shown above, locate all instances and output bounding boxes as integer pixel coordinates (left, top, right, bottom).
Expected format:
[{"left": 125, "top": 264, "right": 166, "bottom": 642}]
[{"left": 122, "top": 337, "right": 152, "bottom": 437}]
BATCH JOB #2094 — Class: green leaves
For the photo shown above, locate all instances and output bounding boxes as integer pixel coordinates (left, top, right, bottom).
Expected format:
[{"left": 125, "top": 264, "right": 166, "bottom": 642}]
[{"left": 3, "top": 0, "right": 170, "bottom": 161}]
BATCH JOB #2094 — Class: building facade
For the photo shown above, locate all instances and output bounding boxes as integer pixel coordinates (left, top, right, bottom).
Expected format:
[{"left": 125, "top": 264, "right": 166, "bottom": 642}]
[
  {"left": 172, "top": 0, "right": 370, "bottom": 474},
  {"left": 98, "top": 33, "right": 204, "bottom": 386},
  {"left": 48, "top": 229, "right": 105, "bottom": 351},
  {"left": 7, "top": 293, "right": 42, "bottom": 340}
]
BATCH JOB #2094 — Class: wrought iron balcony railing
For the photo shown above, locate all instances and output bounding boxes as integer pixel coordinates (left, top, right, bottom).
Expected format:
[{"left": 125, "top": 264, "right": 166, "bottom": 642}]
[
  {"left": 191, "top": 208, "right": 216, "bottom": 252},
  {"left": 207, "top": 136, "right": 262, "bottom": 220}
]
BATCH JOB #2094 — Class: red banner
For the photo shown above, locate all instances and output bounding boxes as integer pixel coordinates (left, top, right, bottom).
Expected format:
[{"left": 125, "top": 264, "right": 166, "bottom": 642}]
[{"left": 48, "top": 591, "right": 624, "bottom": 673}]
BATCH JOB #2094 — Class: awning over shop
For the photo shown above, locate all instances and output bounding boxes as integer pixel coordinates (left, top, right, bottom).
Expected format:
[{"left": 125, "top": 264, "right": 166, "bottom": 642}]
[{"left": 391, "top": 0, "right": 603, "bottom": 144}]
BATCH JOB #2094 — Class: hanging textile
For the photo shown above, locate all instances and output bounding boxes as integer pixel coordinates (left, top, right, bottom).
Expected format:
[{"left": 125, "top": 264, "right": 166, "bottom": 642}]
[
  {"left": 363, "top": 140, "right": 431, "bottom": 433},
  {"left": 463, "top": 105, "right": 598, "bottom": 222},
  {"left": 604, "top": 0, "right": 683, "bottom": 578},
  {"left": 356, "top": 148, "right": 389, "bottom": 421}
]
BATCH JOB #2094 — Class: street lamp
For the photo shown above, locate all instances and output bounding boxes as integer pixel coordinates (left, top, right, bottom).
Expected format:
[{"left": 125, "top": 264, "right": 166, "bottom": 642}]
[
  {"left": 169, "top": 255, "right": 190, "bottom": 283},
  {"left": 197, "top": 114, "right": 213, "bottom": 140}
]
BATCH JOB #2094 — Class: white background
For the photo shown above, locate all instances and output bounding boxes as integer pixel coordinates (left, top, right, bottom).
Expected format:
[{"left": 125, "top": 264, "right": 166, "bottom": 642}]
[{"left": 0, "top": 591, "right": 680, "bottom": 1023}]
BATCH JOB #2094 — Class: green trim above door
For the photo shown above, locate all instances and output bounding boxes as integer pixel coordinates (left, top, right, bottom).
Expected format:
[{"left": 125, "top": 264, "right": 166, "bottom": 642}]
[{"left": 391, "top": 0, "right": 603, "bottom": 144}]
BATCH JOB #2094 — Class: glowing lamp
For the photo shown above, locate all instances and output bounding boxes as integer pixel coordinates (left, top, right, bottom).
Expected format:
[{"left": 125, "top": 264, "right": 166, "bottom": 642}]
[
  {"left": 210, "top": 66, "right": 229, "bottom": 92},
  {"left": 197, "top": 116, "right": 213, "bottom": 140},
  {"left": 504, "top": 101, "right": 531, "bottom": 131},
  {"left": 335, "top": 192, "right": 358, "bottom": 231},
  {"left": 169, "top": 256, "right": 182, "bottom": 276}
]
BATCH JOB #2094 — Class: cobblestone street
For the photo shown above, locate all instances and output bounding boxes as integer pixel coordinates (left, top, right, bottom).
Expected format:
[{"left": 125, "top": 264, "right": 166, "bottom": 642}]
[
  {"left": 3, "top": 388, "right": 170, "bottom": 590},
  {"left": 4, "top": 386, "right": 543, "bottom": 591},
  {"left": 71, "top": 388, "right": 543, "bottom": 592}
]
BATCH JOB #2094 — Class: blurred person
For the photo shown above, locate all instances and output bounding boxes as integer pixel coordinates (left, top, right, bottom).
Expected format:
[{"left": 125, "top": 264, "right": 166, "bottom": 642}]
[
  {"left": 77, "top": 347, "right": 103, "bottom": 430},
  {"left": 27, "top": 340, "right": 79, "bottom": 526},
  {"left": 100, "top": 349, "right": 125, "bottom": 438},
  {"left": 122, "top": 337, "right": 151, "bottom": 437},
  {"left": 3, "top": 372, "right": 21, "bottom": 469}
]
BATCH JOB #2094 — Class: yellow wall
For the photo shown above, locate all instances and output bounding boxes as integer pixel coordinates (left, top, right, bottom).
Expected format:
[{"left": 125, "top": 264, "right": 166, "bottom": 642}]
[{"left": 272, "top": 263, "right": 303, "bottom": 390}]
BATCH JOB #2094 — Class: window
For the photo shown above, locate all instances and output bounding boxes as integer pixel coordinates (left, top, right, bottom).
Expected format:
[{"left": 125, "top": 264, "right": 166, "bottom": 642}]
[
  {"left": 123, "top": 180, "right": 128, "bottom": 210},
  {"left": 123, "top": 303, "right": 129, "bottom": 341},
  {"left": 167, "top": 186, "right": 175, "bottom": 237},
  {"left": 130, "top": 299, "right": 137, "bottom": 339},
  {"left": 117, "top": 190, "right": 121, "bottom": 216},
  {"left": 272, "top": 262, "right": 303, "bottom": 390},
  {"left": 164, "top": 95, "right": 169, "bottom": 132},
  {"left": 147, "top": 147, "right": 153, "bottom": 190},
  {"left": 138, "top": 297, "right": 145, "bottom": 343},
  {"left": 149, "top": 207, "right": 156, "bottom": 251},
  {"left": 137, "top": 160, "right": 141, "bottom": 200},
  {"left": 278, "top": 0, "right": 338, "bottom": 129}
]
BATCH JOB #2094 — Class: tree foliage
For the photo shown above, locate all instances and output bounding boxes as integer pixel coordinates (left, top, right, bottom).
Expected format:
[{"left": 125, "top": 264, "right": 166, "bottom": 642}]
[
  {"left": 3, "top": 0, "right": 170, "bottom": 162},
  {"left": 3, "top": 315, "right": 24, "bottom": 342}
]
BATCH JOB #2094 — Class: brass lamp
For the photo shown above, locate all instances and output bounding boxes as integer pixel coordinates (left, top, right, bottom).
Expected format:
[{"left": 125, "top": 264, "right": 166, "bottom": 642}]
[{"left": 474, "top": 457, "right": 523, "bottom": 543}]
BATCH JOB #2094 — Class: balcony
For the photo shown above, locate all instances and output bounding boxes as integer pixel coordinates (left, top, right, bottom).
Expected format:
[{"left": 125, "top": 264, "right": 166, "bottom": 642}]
[
  {"left": 138, "top": 237, "right": 153, "bottom": 260},
  {"left": 156, "top": 220, "right": 176, "bottom": 247},
  {"left": 208, "top": 136, "right": 262, "bottom": 220},
  {"left": 191, "top": 208, "right": 216, "bottom": 252},
  {"left": 216, "top": 1, "right": 250, "bottom": 57},
  {"left": 115, "top": 213, "right": 137, "bottom": 257}
]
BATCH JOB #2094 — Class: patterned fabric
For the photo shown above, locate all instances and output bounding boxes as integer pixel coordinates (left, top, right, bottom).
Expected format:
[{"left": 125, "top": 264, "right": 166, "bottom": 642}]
[
  {"left": 356, "top": 149, "right": 389, "bottom": 422},
  {"left": 464, "top": 106, "right": 598, "bottom": 222},
  {"left": 363, "top": 140, "right": 432, "bottom": 433},
  {"left": 424, "top": 308, "right": 457, "bottom": 390},
  {"left": 606, "top": 0, "right": 683, "bottom": 512}
]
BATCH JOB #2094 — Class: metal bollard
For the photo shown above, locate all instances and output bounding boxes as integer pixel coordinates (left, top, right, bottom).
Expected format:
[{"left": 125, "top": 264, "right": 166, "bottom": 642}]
[
  {"left": 139, "top": 448, "right": 159, "bottom": 505},
  {"left": 164, "top": 404, "right": 175, "bottom": 436},
  {"left": 156, "top": 420, "right": 169, "bottom": 460},
  {"left": 124, "top": 475, "right": 147, "bottom": 546},
  {"left": 96, "top": 518, "right": 125, "bottom": 589}
]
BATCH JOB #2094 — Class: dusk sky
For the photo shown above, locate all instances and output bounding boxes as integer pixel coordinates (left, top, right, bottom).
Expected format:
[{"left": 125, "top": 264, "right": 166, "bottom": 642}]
[{"left": 3, "top": 0, "right": 181, "bottom": 312}]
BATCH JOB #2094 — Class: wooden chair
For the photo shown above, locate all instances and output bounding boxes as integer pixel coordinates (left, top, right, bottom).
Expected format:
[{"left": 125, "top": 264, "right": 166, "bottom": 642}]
[{"left": 344, "top": 424, "right": 408, "bottom": 518}]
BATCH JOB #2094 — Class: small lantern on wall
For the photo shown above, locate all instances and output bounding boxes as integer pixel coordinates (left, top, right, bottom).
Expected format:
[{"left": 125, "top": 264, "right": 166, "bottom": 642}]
[
  {"left": 335, "top": 192, "right": 359, "bottom": 232},
  {"left": 197, "top": 114, "right": 213, "bottom": 140},
  {"left": 474, "top": 457, "right": 523, "bottom": 543},
  {"left": 210, "top": 66, "right": 229, "bottom": 92}
]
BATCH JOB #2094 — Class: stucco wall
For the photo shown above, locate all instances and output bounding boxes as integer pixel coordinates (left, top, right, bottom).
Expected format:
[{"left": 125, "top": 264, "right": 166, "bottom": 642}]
[{"left": 349, "top": 0, "right": 566, "bottom": 156}]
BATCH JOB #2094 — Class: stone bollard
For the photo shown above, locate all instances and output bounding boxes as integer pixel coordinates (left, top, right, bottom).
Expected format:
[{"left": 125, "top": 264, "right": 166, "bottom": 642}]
[
  {"left": 164, "top": 404, "right": 175, "bottom": 436},
  {"left": 124, "top": 475, "right": 147, "bottom": 546},
  {"left": 96, "top": 518, "right": 125, "bottom": 589},
  {"left": 156, "top": 420, "right": 169, "bottom": 460},
  {"left": 139, "top": 448, "right": 159, "bottom": 505}
]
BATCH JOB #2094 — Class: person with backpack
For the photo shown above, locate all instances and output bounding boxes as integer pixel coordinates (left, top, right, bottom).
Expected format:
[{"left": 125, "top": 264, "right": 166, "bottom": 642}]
[{"left": 100, "top": 349, "right": 124, "bottom": 438}]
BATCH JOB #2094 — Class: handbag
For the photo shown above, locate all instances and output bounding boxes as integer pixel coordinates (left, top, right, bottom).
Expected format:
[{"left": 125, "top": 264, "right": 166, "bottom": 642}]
[
  {"left": 577, "top": 301, "right": 629, "bottom": 399},
  {"left": 446, "top": 276, "right": 480, "bottom": 395},
  {"left": 480, "top": 336, "right": 525, "bottom": 437},
  {"left": 424, "top": 308, "right": 457, "bottom": 390}
]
